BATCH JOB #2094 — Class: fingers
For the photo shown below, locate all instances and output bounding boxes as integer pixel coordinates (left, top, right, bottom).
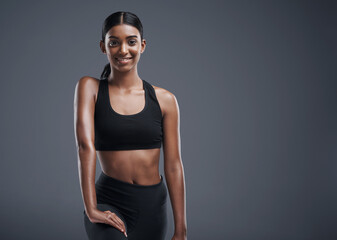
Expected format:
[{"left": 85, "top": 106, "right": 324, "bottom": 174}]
[{"left": 103, "top": 210, "right": 128, "bottom": 237}]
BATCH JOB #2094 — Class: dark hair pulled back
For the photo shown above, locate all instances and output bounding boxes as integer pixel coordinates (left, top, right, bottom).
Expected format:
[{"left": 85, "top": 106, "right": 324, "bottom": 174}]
[{"left": 100, "top": 11, "right": 144, "bottom": 80}]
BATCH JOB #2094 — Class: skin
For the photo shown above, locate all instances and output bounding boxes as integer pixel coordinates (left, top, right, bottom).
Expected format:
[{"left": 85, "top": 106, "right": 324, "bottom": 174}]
[{"left": 74, "top": 23, "right": 187, "bottom": 239}]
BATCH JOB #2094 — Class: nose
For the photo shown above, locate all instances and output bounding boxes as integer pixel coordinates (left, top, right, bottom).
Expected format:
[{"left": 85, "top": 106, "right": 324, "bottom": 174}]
[{"left": 119, "top": 42, "right": 128, "bottom": 55}]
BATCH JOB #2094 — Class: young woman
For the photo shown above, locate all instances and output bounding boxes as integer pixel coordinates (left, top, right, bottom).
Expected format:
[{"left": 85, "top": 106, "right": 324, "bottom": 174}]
[{"left": 74, "top": 11, "right": 187, "bottom": 240}]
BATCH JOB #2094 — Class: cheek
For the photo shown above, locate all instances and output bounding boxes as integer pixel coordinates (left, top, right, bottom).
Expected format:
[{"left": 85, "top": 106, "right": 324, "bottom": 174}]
[
  {"left": 107, "top": 51, "right": 115, "bottom": 58},
  {"left": 131, "top": 47, "right": 141, "bottom": 54},
  {"left": 131, "top": 50, "right": 141, "bottom": 58}
]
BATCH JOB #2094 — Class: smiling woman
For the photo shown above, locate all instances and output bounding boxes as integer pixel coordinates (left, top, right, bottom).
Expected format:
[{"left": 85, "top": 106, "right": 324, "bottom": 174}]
[
  {"left": 99, "top": 17, "right": 145, "bottom": 77},
  {"left": 74, "top": 11, "right": 187, "bottom": 240},
  {"left": 109, "top": 35, "right": 137, "bottom": 64}
]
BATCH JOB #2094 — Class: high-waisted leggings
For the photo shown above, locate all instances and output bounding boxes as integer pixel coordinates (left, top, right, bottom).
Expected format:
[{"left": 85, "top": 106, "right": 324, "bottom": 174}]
[{"left": 83, "top": 171, "right": 168, "bottom": 240}]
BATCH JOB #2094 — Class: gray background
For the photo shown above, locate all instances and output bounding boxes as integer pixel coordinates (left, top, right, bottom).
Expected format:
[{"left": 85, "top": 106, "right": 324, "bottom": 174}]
[{"left": 0, "top": 0, "right": 336, "bottom": 239}]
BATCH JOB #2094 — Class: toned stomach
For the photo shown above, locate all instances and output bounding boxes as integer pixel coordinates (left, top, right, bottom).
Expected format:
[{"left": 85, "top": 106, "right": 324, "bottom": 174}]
[{"left": 97, "top": 148, "right": 161, "bottom": 186}]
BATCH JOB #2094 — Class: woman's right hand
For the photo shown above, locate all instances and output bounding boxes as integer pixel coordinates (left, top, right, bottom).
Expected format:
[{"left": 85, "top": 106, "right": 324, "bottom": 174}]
[{"left": 88, "top": 209, "right": 128, "bottom": 237}]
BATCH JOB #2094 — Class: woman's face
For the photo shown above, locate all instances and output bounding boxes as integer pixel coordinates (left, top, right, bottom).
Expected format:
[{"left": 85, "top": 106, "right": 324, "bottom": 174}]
[{"left": 100, "top": 24, "right": 146, "bottom": 72}]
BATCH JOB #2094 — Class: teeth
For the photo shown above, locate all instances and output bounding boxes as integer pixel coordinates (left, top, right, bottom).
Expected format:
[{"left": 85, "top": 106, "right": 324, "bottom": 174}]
[{"left": 117, "top": 58, "right": 131, "bottom": 61}]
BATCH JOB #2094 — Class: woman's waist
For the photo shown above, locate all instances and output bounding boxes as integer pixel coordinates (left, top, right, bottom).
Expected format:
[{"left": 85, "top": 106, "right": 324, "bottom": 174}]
[
  {"left": 98, "top": 152, "right": 160, "bottom": 185},
  {"left": 95, "top": 171, "right": 167, "bottom": 207}
]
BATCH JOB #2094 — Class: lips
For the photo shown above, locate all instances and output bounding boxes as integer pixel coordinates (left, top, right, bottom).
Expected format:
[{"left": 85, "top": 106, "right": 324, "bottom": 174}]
[
  {"left": 115, "top": 57, "right": 132, "bottom": 60},
  {"left": 115, "top": 57, "right": 133, "bottom": 64}
]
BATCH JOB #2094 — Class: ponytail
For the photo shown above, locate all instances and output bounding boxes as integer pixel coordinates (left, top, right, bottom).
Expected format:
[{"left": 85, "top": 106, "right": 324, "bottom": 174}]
[{"left": 100, "top": 63, "right": 111, "bottom": 80}]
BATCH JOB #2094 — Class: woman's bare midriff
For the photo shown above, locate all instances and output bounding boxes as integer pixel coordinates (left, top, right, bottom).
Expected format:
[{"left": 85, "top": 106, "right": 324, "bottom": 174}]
[{"left": 97, "top": 148, "right": 162, "bottom": 186}]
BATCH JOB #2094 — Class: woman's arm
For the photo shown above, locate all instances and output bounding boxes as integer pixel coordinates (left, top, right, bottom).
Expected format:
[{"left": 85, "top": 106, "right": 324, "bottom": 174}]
[
  {"left": 161, "top": 90, "right": 187, "bottom": 238},
  {"left": 74, "top": 77, "right": 128, "bottom": 236},
  {"left": 74, "top": 76, "right": 98, "bottom": 222}
]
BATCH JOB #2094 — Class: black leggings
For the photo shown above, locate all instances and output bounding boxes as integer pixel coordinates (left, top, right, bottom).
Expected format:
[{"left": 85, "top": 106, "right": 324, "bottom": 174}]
[{"left": 83, "top": 172, "right": 168, "bottom": 240}]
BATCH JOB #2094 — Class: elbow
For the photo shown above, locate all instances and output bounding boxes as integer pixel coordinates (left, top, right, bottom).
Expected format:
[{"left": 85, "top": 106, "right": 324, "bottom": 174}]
[
  {"left": 164, "top": 160, "right": 183, "bottom": 173},
  {"left": 76, "top": 141, "right": 96, "bottom": 152}
]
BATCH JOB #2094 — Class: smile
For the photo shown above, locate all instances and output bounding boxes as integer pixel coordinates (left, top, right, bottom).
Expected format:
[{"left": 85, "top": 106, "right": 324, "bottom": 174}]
[{"left": 115, "top": 57, "right": 133, "bottom": 63}]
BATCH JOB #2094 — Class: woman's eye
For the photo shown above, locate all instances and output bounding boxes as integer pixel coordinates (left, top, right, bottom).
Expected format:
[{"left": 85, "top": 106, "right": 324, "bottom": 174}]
[
  {"left": 109, "top": 41, "right": 118, "bottom": 46},
  {"left": 108, "top": 39, "right": 136, "bottom": 47}
]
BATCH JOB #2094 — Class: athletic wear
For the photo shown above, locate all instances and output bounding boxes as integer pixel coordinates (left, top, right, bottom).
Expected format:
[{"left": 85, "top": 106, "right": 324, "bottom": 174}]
[
  {"left": 84, "top": 171, "right": 168, "bottom": 240},
  {"left": 94, "top": 78, "right": 163, "bottom": 151},
  {"left": 85, "top": 78, "right": 168, "bottom": 239}
]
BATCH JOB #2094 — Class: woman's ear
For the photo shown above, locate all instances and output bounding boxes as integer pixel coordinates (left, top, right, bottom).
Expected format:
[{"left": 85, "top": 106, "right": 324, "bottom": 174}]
[
  {"left": 99, "top": 40, "right": 106, "bottom": 54},
  {"left": 141, "top": 39, "right": 146, "bottom": 54}
]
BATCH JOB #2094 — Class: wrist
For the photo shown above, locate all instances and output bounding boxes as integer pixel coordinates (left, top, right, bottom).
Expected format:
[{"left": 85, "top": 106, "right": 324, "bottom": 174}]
[
  {"left": 85, "top": 207, "right": 99, "bottom": 219},
  {"left": 174, "top": 227, "right": 187, "bottom": 236}
]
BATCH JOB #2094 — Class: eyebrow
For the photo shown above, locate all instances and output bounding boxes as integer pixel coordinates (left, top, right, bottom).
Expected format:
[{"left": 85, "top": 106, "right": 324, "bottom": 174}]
[{"left": 108, "top": 35, "right": 138, "bottom": 39}]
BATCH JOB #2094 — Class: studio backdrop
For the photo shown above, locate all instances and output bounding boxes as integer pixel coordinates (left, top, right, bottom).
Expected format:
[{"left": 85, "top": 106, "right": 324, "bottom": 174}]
[{"left": 0, "top": 0, "right": 336, "bottom": 240}]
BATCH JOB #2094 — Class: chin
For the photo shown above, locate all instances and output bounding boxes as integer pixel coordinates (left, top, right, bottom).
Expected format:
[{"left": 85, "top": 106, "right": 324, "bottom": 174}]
[{"left": 115, "top": 65, "right": 135, "bottom": 72}]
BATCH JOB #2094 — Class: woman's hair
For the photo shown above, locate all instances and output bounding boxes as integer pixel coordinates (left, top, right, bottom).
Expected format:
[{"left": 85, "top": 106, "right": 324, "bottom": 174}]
[{"left": 100, "top": 11, "right": 144, "bottom": 80}]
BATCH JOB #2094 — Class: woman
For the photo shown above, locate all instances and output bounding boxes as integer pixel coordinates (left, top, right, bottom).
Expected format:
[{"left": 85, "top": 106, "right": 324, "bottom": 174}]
[{"left": 74, "top": 11, "right": 187, "bottom": 240}]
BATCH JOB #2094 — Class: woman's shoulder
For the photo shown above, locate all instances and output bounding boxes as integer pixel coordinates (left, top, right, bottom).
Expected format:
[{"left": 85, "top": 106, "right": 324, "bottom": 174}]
[
  {"left": 152, "top": 83, "right": 177, "bottom": 101},
  {"left": 77, "top": 76, "right": 100, "bottom": 86},
  {"left": 75, "top": 76, "right": 101, "bottom": 102},
  {"left": 151, "top": 83, "right": 179, "bottom": 117}
]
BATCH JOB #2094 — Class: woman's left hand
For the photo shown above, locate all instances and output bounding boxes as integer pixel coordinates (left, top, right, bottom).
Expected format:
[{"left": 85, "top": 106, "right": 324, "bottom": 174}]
[{"left": 171, "top": 233, "right": 187, "bottom": 240}]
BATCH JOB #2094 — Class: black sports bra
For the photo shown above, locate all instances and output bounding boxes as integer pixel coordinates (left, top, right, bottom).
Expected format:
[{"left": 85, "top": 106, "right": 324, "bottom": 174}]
[{"left": 94, "top": 78, "right": 163, "bottom": 151}]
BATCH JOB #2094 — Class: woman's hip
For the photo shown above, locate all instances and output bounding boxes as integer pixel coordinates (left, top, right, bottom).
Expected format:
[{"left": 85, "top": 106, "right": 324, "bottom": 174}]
[{"left": 95, "top": 171, "right": 168, "bottom": 209}]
